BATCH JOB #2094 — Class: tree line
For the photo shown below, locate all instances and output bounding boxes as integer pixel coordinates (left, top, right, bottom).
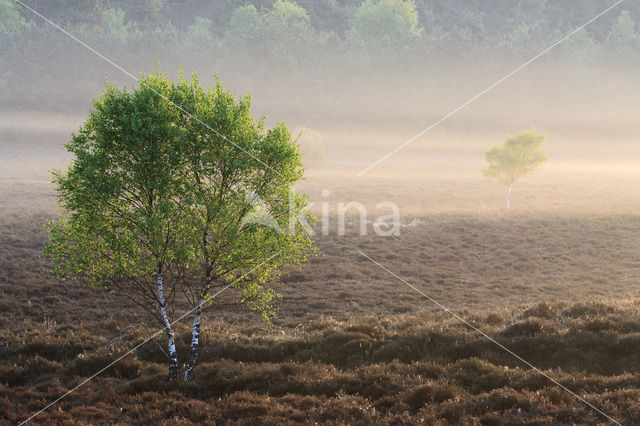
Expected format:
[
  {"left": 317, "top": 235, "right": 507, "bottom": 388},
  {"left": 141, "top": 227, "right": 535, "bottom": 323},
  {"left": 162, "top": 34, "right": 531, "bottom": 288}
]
[
  {"left": 3, "top": 0, "right": 640, "bottom": 58},
  {"left": 3, "top": 0, "right": 638, "bottom": 113}
]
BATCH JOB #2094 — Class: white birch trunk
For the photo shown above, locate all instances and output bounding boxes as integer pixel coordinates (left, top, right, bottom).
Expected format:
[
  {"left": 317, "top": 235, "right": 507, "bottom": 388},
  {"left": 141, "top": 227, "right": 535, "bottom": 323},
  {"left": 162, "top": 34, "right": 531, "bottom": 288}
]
[
  {"left": 506, "top": 183, "right": 513, "bottom": 212},
  {"left": 183, "top": 299, "right": 203, "bottom": 382},
  {"left": 184, "top": 261, "right": 211, "bottom": 382},
  {"left": 157, "top": 271, "right": 178, "bottom": 382}
]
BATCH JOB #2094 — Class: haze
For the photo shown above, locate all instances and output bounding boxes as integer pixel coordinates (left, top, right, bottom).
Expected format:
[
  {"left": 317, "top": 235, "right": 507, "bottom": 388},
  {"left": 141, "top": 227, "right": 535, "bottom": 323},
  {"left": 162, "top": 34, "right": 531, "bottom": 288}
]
[{"left": 3, "top": 1, "right": 640, "bottom": 424}]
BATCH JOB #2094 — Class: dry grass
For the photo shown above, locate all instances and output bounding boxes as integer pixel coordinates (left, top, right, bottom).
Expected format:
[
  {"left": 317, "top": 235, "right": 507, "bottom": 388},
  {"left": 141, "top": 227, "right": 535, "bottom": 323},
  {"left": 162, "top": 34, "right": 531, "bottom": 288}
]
[
  {"left": 3, "top": 119, "right": 640, "bottom": 423},
  {"left": 2, "top": 209, "right": 640, "bottom": 424},
  {"left": 4, "top": 297, "right": 640, "bottom": 424}
]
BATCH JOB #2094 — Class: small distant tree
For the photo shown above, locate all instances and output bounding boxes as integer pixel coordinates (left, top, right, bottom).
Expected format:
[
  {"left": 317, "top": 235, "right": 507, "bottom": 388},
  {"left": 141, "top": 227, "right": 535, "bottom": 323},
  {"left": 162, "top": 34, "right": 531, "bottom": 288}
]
[{"left": 483, "top": 129, "right": 547, "bottom": 212}]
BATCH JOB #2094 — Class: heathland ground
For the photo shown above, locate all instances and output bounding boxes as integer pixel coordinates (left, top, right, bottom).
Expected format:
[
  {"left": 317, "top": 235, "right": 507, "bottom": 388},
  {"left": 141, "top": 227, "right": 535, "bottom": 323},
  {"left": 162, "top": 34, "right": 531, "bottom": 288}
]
[{"left": 2, "top": 113, "right": 640, "bottom": 424}]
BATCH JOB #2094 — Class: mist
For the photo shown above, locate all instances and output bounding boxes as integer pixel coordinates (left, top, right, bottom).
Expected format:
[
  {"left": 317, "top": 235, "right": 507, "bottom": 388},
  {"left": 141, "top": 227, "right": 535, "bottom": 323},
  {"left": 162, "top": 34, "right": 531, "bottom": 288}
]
[
  {"left": 3, "top": 1, "right": 640, "bottom": 424},
  {"left": 3, "top": 1, "right": 640, "bottom": 221},
  {"left": 3, "top": 53, "right": 640, "bottom": 218}
]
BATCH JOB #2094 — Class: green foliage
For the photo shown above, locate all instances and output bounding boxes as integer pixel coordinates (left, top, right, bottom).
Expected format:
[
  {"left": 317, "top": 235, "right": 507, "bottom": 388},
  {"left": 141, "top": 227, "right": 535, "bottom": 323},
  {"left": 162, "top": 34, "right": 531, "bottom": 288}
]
[
  {"left": 6, "top": 1, "right": 640, "bottom": 113},
  {"left": 5, "top": 0, "right": 639, "bottom": 56},
  {"left": 225, "top": 5, "right": 262, "bottom": 45},
  {"left": 483, "top": 129, "right": 547, "bottom": 186},
  {"left": 262, "top": 0, "right": 315, "bottom": 43},
  {"left": 297, "top": 0, "right": 354, "bottom": 35},
  {"left": 45, "top": 72, "right": 193, "bottom": 290},
  {"left": 351, "top": 0, "right": 423, "bottom": 45},
  {"left": 225, "top": 1, "right": 314, "bottom": 60},
  {"left": 508, "top": 24, "right": 532, "bottom": 50},
  {"left": 608, "top": 10, "right": 637, "bottom": 48},
  {"left": 45, "top": 71, "right": 314, "bottom": 320},
  {"left": 170, "top": 73, "right": 314, "bottom": 318},
  {"left": 101, "top": 8, "right": 129, "bottom": 43},
  {"left": 0, "top": 0, "right": 28, "bottom": 34},
  {"left": 559, "top": 28, "right": 596, "bottom": 59},
  {"left": 186, "top": 17, "right": 214, "bottom": 46}
]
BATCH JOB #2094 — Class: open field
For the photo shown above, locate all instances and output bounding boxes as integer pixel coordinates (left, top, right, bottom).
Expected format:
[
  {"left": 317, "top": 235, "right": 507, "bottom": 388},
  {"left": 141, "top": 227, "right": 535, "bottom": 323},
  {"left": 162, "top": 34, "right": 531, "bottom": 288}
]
[
  {"left": 2, "top": 114, "right": 640, "bottom": 424},
  {"left": 4, "top": 1, "right": 640, "bottom": 423},
  {"left": 3, "top": 210, "right": 640, "bottom": 424}
]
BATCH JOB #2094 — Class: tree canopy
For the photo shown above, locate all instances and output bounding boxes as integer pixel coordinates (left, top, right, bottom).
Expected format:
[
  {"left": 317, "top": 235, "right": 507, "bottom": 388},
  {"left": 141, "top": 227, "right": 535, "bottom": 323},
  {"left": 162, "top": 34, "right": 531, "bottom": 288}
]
[
  {"left": 225, "top": 1, "right": 314, "bottom": 61},
  {"left": 608, "top": 10, "right": 637, "bottom": 52},
  {"left": 0, "top": 0, "right": 28, "bottom": 35},
  {"left": 46, "top": 71, "right": 314, "bottom": 381},
  {"left": 483, "top": 129, "right": 547, "bottom": 186},
  {"left": 4, "top": 1, "right": 640, "bottom": 112},
  {"left": 351, "top": 0, "right": 423, "bottom": 44},
  {"left": 483, "top": 129, "right": 547, "bottom": 211}
]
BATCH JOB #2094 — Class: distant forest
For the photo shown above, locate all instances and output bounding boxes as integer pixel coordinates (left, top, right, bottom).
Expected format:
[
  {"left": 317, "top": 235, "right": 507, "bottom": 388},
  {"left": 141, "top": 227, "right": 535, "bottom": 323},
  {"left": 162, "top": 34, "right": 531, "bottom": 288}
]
[
  {"left": 3, "top": 0, "right": 638, "bottom": 48},
  {"left": 2, "top": 0, "right": 639, "bottom": 112}
]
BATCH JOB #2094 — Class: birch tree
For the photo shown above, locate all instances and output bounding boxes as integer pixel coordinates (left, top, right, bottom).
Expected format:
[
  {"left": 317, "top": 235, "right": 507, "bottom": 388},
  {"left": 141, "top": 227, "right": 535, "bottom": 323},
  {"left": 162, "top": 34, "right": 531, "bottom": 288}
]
[
  {"left": 46, "top": 72, "right": 314, "bottom": 383},
  {"left": 173, "top": 75, "right": 314, "bottom": 381},
  {"left": 483, "top": 129, "right": 547, "bottom": 212},
  {"left": 45, "top": 73, "right": 195, "bottom": 382}
]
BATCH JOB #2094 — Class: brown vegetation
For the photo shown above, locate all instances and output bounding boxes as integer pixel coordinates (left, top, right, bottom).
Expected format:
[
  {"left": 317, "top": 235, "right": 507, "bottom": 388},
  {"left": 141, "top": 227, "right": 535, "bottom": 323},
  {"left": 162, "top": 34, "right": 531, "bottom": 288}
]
[
  {"left": 2, "top": 208, "right": 640, "bottom": 424},
  {"left": 3, "top": 113, "right": 640, "bottom": 423}
]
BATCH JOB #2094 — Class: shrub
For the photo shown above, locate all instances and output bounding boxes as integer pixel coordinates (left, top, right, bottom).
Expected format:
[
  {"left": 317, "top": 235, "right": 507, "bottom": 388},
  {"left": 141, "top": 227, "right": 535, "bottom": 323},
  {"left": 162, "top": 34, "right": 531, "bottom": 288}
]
[
  {"left": 562, "top": 303, "right": 615, "bottom": 318},
  {"left": 485, "top": 312, "right": 504, "bottom": 325},
  {"left": 405, "top": 382, "right": 463, "bottom": 411},
  {"left": 126, "top": 374, "right": 178, "bottom": 397},
  {"left": 0, "top": 364, "right": 23, "bottom": 386},
  {"left": 522, "top": 303, "right": 556, "bottom": 319},
  {"left": 24, "top": 338, "right": 89, "bottom": 361},
  {"left": 448, "top": 358, "right": 511, "bottom": 394},
  {"left": 502, "top": 321, "right": 545, "bottom": 338},
  {"left": 72, "top": 349, "right": 141, "bottom": 379},
  {"left": 483, "top": 387, "right": 531, "bottom": 412},
  {"left": 25, "top": 355, "right": 64, "bottom": 376}
]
